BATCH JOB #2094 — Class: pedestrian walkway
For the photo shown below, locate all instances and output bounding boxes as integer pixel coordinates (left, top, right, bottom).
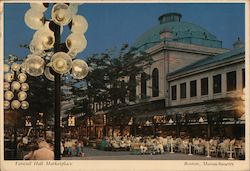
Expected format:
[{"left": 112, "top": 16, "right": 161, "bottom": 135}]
[{"left": 63, "top": 147, "right": 225, "bottom": 160}]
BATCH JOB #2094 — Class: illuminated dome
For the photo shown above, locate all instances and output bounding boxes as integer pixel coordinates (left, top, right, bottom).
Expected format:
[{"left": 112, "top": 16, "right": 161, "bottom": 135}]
[{"left": 133, "top": 13, "right": 222, "bottom": 51}]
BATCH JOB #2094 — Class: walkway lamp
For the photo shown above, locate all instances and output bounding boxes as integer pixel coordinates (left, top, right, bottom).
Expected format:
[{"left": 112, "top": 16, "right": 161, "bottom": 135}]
[
  {"left": 4, "top": 55, "right": 29, "bottom": 159},
  {"left": 24, "top": 3, "right": 89, "bottom": 160}
]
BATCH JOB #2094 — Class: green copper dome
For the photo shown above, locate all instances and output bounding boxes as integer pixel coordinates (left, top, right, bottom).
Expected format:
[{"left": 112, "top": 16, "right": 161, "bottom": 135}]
[{"left": 133, "top": 13, "right": 222, "bottom": 51}]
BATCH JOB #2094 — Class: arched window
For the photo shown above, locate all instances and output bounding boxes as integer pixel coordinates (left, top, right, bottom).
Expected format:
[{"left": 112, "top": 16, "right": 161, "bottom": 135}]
[
  {"left": 152, "top": 68, "right": 159, "bottom": 97},
  {"left": 129, "top": 75, "right": 136, "bottom": 101},
  {"left": 141, "top": 72, "right": 147, "bottom": 99}
]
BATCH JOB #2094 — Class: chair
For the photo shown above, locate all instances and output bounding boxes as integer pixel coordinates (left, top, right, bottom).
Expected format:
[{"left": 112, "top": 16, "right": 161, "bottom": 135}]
[
  {"left": 130, "top": 143, "right": 141, "bottom": 155},
  {"left": 226, "top": 139, "right": 236, "bottom": 159}
]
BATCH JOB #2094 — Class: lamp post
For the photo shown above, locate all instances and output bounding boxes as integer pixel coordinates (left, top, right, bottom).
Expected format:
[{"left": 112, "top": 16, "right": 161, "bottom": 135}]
[
  {"left": 4, "top": 55, "right": 29, "bottom": 159},
  {"left": 24, "top": 3, "right": 89, "bottom": 160}
]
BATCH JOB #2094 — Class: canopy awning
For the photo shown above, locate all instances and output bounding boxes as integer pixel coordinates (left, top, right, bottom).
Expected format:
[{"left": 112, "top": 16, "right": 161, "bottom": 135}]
[{"left": 166, "top": 99, "right": 244, "bottom": 117}]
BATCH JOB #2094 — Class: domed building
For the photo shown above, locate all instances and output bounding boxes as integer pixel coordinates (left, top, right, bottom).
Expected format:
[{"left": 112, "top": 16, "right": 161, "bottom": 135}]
[
  {"left": 133, "top": 13, "right": 222, "bottom": 51},
  {"left": 93, "top": 13, "right": 245, "bottom": 139}
]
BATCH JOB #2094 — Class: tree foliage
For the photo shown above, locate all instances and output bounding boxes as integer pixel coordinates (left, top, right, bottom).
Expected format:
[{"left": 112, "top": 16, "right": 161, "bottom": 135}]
[
  {"left": 65, "top": 44, "right": 153, "bottom": 125},
  {"left": 26, "top": 75, "right": 54, "bottom": 126}
]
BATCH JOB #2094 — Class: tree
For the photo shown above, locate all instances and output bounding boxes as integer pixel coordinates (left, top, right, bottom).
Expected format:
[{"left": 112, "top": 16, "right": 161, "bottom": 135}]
[
  {"left": 83, "top": 44, "right": 153, "bottom": 127},
  {"left": 26, "top": 74, "right": 54, "bottom": 129}
]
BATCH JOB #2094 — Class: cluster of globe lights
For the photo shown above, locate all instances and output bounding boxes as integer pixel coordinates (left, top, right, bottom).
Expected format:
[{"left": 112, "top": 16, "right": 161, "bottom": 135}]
[
  {"left": 4, "top": 58, "right": 29, "bottom": 110},
  {"left": 24, "top": 3, "right": 89, "bottom": 81}
]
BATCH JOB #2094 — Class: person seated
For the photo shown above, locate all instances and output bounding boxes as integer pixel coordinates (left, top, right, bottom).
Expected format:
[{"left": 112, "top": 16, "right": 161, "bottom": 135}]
[
  {"left": 154, "top": 140, "right": 164, "bottom": 154},
  {"left": 119, "top": 138, "right": 126, "bottom": 150},
  {"left": 99, "top": 137, "right": 108, "bottom": 151},
  {"left": 110, "top": 140, "right": 120, "bottom": 151},
  {"left": 140, "top": 141, "right": 148, "bottom": 154}
]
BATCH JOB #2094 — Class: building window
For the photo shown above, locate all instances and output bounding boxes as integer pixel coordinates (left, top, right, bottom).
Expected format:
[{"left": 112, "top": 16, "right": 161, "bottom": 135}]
[
  {"left": 190, "top": 80, "right": 197, "bottom": 97},
  {"left": 141, "top": 72, "right": 147, "bottom": 99},
  {"left": 213, "top": 74, "right": 221, "bottom": 94},
  {"left": 95, "top": 103, "right": 98, "bottom": 112},
  {"left": 180, "top": 83, "right": 186, "bottom": 99},
  {"left": 129, "top": 75, "right": 136, "bottom": 101},
  {"left": 242, "top": 69, "right": 245, "bottom": 88},
  {"left": 227, "top": 71, "right": 236, "bottom": 91},
  {"left": 152, "top": 68, "right": 159, "bottom": 97},
  {"left": 171, "top": 85, "right": 177, "bottom": 100},
  {"left": 201, "top": 77, "right": 208, "bottom": 95}
]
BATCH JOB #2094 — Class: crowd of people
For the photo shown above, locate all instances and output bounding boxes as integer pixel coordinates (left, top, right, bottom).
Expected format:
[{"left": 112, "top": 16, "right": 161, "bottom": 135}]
[
  {"left": 61, "top": 139, "right": 84, "bottom": 157},
  {"left": 4, "top": 128, "right": 245, "bottom": 160},
  {"left": 5, "top": 128, "right": 54, "bottom": 160},
  {"left": 96, "top": 134, "right": 245, "bottom": 159}
]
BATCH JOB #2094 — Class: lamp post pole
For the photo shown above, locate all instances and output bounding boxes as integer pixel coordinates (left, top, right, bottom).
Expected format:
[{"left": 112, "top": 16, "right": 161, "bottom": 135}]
[
  {"left": 51, "top": 21, "right": 61, "bottom": 160},
  {"left": 23, "top": 3, "right": 89, "bottom": 160}
]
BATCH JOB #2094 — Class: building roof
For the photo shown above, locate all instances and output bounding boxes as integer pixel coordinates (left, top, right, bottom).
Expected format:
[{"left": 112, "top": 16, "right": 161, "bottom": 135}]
[
  {"left": 169, "top": 47, "right": 245, "bottom": 76},
  {"left": 132, "top": 13, "right": 222, "bottom": 51}
]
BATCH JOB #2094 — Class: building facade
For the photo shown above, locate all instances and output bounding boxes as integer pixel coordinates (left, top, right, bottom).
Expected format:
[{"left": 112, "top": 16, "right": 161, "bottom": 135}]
[{"left": 89, "top": 13, "right": 245, "bottom": 139}]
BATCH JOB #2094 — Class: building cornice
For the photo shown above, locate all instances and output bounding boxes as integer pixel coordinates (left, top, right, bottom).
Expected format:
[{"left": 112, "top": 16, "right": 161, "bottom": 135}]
[
  {"left": 146, "top": 41, "right": 229, "bottom": 56},
  {"left": 168, "top": 55, "right": 244, "bottom": 81}
]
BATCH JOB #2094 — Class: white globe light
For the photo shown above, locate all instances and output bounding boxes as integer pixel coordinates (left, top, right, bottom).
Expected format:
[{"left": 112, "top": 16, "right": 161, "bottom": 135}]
[
  {"left": 30, "top": 3, "right": 48, "bottom": 12},
  {"left": 51, "top": 52, "right": 72, "bottom": 74},
  {"left": 11, "top": 81, "right": 21, "bottom": 91},
  {"left": 21, "top": 101, "right": 29, "bottom": 110},
  {"left": 30, "top": 38, "right": 45, "bottom": 55},
  {"left": 4, "top": 64, "right": 10, "bottom": 72},
  {"left": 4, "top": 82, "right": 10, "bottom": 91},
  {"left": 4, "top": 73, "right": 14, "bottom": 82},
  {"left": 11, "top": 63, "right": 21, "bottom": 72},
  {"left": 66, "top": 33, "right": 87, "bottom": 53},
  {"left": 71, "top": 59, "right": 89, "bottom": 79},
  {"left": 71, "top": 15, "right": 88, "bottom": 34},
  {"left": 11, "top": 100, "right": 21, "bottom": 109},
  {"left": 51, "top": 3, "right": 72, "bottom": 26},
  {"left": 4, "top": 91, "right": 14, "bottom": 100},
  {"left": 4, "top": 101, "right": 10, "bottom": 110},
  {"left": 24, "top": 9, "right": 44, "bottom": 30},
  {"left": 44, "top": 67, "right": 55, "bottom": 81},
  {"left": 25, "top": 54, "right": 45, "bottom": 77},
  {"left": 21, "top": 63, "right": 27, "bottom": 73},
  {"left": 18, "top": 73, "right": 27, "bottom": 83},
  {"left": 32, "top": 22, "right": 55, "bottom": 50},
  {"left": 18, "top": 91, "right": 27, "bottom": 101},
  {"left": 21, "top": 83, "right": 29, "bottom": 91}
]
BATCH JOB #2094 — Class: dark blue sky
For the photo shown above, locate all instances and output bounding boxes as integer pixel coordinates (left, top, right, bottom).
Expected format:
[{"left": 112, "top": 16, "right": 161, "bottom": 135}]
[{"left": 4, "top": 3, "right": 245, "bottom": 60}]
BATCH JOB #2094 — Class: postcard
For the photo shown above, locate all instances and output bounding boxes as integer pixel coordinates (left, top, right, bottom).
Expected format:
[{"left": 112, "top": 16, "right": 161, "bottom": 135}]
[{"left": 0, "top": 0, "right": 249, "bottom": 171}]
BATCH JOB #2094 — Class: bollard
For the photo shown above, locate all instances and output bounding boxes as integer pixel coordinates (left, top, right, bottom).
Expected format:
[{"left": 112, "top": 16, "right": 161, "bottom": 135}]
[
  {"left": 170, "top": 138, "right": 174, "bottom": 154},
  {"left": 228, "top": 144, "right": 234, "bottom": 160},
  {"left": 188, "top": 142, "right": 192, "bottom": 156}
]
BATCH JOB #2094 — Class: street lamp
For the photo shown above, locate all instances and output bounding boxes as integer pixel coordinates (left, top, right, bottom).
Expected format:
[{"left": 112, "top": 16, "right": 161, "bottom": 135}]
[
  {"left": 24, "top": 3, "right": 89, "bottom": 160},
  {"left": 4, "top": 58, "right": 29, "bottom": 110},
  {"left": 4, "top": 55, "right": 29, "bottom": 159}
]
